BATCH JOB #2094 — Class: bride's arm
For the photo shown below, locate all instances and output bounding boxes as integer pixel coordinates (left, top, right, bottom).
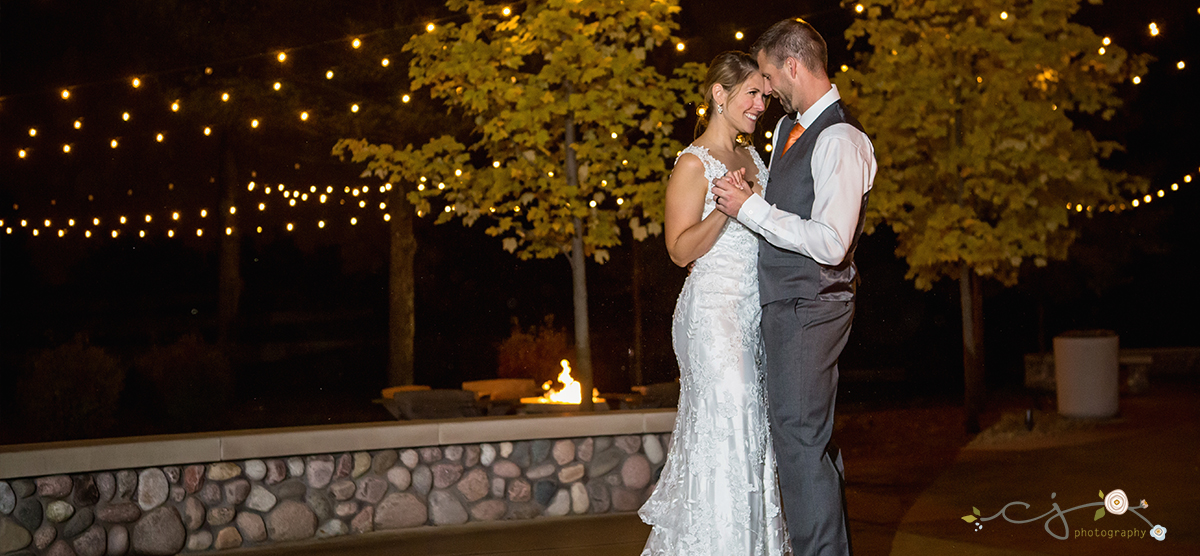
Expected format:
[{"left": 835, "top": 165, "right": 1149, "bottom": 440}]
[{"left": 665, "top": 154, "right": 728, "bottom": 267}]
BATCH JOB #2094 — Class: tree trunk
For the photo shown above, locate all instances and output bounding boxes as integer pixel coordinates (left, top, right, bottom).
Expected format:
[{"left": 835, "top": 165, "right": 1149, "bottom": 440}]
[
  {"left": 960, "top": 268, "right": 984, "bottom": 433},
  {"left": 631, "top": 238, "right": 644, "bottom": 387},
  {"left": 217, "top": 134, "right": 242, "bottom": 348},
  {"left": 951, "top": 97, "right": 985, "bottom": 433},
  {"left": 568, "top": 219, "right": 594, "bottom": 411},
  {"left": 562, "top": 85, "right": 594, "bottom": 410},
  {"left": 387, "top": 185, "right": 417, "bottom": 387}
]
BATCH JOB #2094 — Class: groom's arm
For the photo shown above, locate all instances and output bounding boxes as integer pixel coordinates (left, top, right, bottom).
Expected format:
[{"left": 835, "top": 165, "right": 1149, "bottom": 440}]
[{"left": 736, "top": 125, "right": 876, "bottom": 266}]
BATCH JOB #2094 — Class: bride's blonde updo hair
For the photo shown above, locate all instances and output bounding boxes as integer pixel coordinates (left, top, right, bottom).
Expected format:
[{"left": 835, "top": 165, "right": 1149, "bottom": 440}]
[{"left": 696, "top": 51, "right": 760, "bottom": 141}]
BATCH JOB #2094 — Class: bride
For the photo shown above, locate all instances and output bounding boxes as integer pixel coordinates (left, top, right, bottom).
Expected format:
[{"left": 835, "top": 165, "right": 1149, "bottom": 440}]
[{"left": 639, "top": 51, "right": 790, "bottom": 556}]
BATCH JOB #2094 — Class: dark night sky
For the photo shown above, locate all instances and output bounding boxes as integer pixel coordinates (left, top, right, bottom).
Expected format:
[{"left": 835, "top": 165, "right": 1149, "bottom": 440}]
[{"left": 0, "top": 1, "right": 1197, "bottom": 439}]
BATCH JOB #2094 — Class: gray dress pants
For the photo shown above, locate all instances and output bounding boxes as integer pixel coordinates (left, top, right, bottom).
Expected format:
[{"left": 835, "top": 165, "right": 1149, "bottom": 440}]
[{"left": 762, "top": 297, "right": 854, "bottom": 556}]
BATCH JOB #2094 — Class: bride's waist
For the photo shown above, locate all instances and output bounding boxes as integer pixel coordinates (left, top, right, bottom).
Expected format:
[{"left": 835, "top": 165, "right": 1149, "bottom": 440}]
[{"left": 686, "top": 259, "right": 757, "bottom": 285}]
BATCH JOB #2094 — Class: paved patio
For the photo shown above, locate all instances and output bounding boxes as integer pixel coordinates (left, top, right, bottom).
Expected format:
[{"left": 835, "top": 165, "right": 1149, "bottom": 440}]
[{"left": 224, "top": 376, "right": 1197, "bottom": 556}]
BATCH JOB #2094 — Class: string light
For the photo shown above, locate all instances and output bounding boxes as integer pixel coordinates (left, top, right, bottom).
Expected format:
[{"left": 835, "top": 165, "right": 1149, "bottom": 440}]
[
  {"left": 381, "top": 58, "right": 390, "bottom": 67},
  {"left": 502, "top": 6, "right": 511, "bottom": 16},
  {"left": 61, "top": 89, "right": 70, "bottom": 100},
  {"left": 131, "top": 78, "right": 141, "bottom": 88},
  {"left": 221, "top": 92, "right": 230, "bottom": 102},
  {"left": 352, "top": 38, "right": 361, "bottom": 48},
  {"left": 1178, "top": 61, "right": 1186, "bottom": 70},
  {"left": 426, "top": 23, "right": 436, "bottom": 32},
  {"left": 855, "top": 4, "right": 864, "bottom": 14},
  {"left": 274, "top": 82, "right": 282, "bottom": 91},
  {"left": 28, "top": 128, "right": 37, "bottom": 137},
  {"left": 1000, "top": 11, "right": 1008, "bottom": 20},
  {"left": 204, "top": 127, "right": 212, "bottom": 135},
  {"left": 676, "top": 42, "right": 686, "bottom": 52},
  {"left": 401, "top": 94, "right": 411, "bottom": 103},
  {"left": 122, "top": 112, "right": 130, "bottom": 121},
  {"left": 277, "top": 52, "right": 287, "bottom": 63},
  {"left": 326, "top": 70, "right": 334, "bottom": 79},
  {"left": 1149, "top": 23, "right": 1159, "bottom": 37},
  {"left": 351, "top": 104, "right": 360, "bottom": 113},
  {"left": 735, "top": 31, "right": 744, "bottom": 40},
  {"left": 171, "top": 101, "right": 180, "bottom": 112}
]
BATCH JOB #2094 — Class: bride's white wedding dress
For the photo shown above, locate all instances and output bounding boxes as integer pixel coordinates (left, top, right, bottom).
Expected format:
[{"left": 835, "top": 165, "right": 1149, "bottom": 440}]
[{"left": 639, "top": 145, "right": 789, "bottom": 556}]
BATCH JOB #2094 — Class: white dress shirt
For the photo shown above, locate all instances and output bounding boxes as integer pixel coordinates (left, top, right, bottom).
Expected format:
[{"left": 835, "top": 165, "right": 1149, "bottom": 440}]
[{"left": 736, "top": 85, "right": 877, "bottom": 266}]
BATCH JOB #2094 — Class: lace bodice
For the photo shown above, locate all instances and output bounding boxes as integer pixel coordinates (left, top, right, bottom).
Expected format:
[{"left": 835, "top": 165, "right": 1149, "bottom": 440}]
[{"left": 678, "top": 144, "right": 769, "bottom": 277}]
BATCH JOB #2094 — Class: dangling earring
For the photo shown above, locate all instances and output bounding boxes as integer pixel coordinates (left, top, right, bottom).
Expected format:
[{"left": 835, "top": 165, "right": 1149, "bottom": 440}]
[{"left": 717, "top": 104, "right": 724, "bottom": 114}]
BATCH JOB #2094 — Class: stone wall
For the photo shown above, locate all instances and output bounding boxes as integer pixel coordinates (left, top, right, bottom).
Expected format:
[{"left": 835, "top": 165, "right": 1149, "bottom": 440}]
[{"left": 0, "top": 434, "right": 669, "bottom": 555}]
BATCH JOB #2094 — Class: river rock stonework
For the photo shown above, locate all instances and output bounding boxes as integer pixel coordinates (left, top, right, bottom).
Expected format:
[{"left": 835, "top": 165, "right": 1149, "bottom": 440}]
[{"left": 2, "top": 432, "right": 668, "bottom": 554}]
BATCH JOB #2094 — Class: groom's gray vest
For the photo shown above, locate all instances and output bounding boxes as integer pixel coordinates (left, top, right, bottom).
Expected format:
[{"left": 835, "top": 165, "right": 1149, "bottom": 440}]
[{"left": 760, "top": 100, "right": 869, "bottom": 305}]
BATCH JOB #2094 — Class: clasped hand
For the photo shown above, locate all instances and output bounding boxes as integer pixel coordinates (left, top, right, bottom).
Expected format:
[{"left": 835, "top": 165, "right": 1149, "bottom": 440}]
[{"left": 712, "top": 168, "right": 753, "bottom": 218}]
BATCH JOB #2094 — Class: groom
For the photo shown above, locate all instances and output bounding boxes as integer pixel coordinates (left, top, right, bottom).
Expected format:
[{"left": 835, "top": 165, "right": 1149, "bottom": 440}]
[{"left": 713, "top": 18, "right": 876, "bottom": 556}]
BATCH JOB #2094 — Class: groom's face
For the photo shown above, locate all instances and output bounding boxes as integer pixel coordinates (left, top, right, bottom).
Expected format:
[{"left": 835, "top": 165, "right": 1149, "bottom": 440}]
[{"left": 756, "top": 51, "right": 797, "bottom": 114}]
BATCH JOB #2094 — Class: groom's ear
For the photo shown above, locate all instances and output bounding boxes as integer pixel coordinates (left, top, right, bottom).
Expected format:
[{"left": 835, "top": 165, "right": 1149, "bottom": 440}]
[{"left": 785, "top": 57, "right": 801, "bottom": 80}]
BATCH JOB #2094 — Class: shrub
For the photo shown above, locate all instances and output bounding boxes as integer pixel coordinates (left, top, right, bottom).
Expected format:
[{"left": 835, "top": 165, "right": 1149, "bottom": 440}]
[
  {"left": 496, "top": 316, "right": 573, "bottom": 385},
  {"left": 18, "top": 338, "right": 126, "bottom": 440},
  {"left": 134, "top": 334, "right": 233, "bottom": 430}
]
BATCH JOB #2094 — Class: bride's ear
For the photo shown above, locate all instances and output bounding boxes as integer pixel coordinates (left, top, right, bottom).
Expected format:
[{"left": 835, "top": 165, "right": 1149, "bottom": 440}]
[{"left": 711, "top": 83, "right": 725, "bottom": 107}]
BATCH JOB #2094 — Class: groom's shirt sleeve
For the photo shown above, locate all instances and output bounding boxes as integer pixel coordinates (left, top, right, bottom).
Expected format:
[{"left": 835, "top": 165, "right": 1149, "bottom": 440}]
[{"left": 736, "top": 124, "right": 876, "bottom": 266}]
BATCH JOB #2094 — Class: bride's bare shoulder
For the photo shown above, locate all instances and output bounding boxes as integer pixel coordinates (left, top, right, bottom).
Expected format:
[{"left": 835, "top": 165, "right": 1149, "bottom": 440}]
[{"left": 672, "top": 149, "right": 709, "bottom": 178}]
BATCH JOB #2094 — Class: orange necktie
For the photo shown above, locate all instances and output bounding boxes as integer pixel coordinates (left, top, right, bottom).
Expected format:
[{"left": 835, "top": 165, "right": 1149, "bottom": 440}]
[{"left": 782, "top": 122, "right": 805, "bottom": 155}]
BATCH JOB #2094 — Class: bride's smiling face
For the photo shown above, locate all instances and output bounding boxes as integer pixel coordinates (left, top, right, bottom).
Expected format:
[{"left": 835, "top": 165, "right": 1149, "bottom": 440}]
[{"left": 716, "top": 74, "right": 767, "bottom": 135}]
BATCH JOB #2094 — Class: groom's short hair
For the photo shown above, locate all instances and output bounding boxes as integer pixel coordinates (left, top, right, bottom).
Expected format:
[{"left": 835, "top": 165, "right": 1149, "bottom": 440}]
[{"left": 752, "top": 18, "right": 828, "bottom": 77}]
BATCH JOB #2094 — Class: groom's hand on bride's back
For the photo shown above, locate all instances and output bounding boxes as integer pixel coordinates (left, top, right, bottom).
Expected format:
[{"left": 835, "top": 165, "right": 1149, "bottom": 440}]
[{"left": 713, "top": 168, "right": 752, "bottom": 218}]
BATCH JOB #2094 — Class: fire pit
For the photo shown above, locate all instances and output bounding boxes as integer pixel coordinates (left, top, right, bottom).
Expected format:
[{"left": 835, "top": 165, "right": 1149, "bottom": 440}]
[{"left": 519, "top": 359, "right": 608, "bottom": 413}]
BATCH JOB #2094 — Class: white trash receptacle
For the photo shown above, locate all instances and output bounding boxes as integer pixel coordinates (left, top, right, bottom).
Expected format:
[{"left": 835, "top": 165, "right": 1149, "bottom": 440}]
[{"left": 1053, "top": 330, "right": 1119, "bottom": 418}]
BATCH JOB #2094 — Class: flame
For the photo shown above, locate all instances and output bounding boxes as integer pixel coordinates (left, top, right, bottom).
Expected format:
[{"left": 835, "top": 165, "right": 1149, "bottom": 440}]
[{"left": 523, "top": 359, "right": 603, "bottom": 405}]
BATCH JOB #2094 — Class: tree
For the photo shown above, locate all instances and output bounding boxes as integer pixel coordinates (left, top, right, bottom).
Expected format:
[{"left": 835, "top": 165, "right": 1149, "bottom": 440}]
[
  {"left": 336, "top": 0, "right": 702, "bottom": 409},
  {"left": 835, "top": 0, "right": 1149, "bottom": 431}
]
